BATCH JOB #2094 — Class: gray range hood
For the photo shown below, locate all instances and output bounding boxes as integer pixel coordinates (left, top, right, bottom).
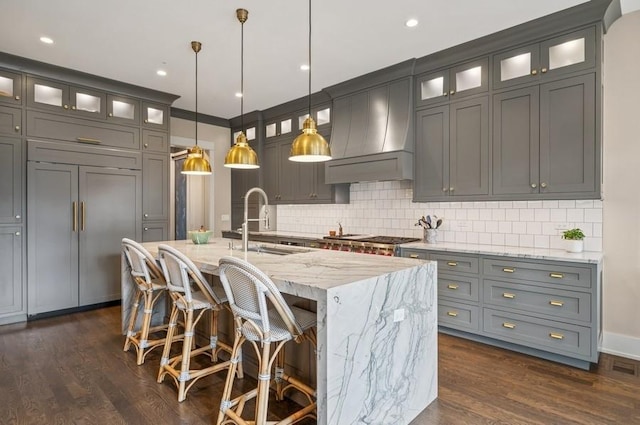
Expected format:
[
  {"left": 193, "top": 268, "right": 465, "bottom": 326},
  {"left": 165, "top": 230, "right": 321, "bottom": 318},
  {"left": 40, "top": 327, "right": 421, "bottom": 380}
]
[{"left": 324, "top": 60, "right": 415, "bottom": 184}]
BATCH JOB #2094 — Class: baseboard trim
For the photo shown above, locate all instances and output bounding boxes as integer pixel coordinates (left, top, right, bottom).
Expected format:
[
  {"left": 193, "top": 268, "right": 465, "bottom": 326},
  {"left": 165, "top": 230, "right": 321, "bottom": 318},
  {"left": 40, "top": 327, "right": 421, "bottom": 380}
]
[{"left": 600, "top": 331, "right": 640, "bottom": 361}]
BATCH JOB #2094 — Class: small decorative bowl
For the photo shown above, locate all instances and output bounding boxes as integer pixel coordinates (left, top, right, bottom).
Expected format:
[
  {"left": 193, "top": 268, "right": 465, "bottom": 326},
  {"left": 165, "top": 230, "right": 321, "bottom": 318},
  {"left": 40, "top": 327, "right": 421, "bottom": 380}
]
[{"left": 188, "top": 230, "right": 213, "bottom": 244}]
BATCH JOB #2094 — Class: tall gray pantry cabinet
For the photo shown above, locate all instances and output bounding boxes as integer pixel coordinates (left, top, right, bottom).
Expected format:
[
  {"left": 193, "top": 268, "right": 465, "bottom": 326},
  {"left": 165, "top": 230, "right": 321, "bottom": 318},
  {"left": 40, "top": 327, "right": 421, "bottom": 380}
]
[{"left": 0, "top": 53, "right": 177, "bottom": 322}]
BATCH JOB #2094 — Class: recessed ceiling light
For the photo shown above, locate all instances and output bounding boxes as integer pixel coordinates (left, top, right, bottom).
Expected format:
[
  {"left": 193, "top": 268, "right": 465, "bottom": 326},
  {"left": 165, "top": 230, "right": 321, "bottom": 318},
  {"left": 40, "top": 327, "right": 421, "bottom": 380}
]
[
  {"left": 156, "top": 70, "right": 167, "bottom": 76},
  {"left": 40, "top": 36, "right": 54, "bottom": 44},
  {"left": 235, "top": 92, "right": 243, "bottom": 98},
  {"left": 300, "top": 64, "right": 310, "bottom": 71},
  {"left": 405, "top": 18, "right": 419, "bottom": 28}
]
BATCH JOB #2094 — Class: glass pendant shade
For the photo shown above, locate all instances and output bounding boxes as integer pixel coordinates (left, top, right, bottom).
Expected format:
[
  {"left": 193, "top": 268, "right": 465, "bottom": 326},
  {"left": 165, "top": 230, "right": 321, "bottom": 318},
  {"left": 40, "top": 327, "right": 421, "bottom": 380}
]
[
  {"left": 182, "top": 145, "right": 212, "bottom": 175},
  {"left": 224, "top": 132, "right": 259, "bottom": 169},
  {"left": 289, "top": 117, "right": 331, "bottom": 162}
]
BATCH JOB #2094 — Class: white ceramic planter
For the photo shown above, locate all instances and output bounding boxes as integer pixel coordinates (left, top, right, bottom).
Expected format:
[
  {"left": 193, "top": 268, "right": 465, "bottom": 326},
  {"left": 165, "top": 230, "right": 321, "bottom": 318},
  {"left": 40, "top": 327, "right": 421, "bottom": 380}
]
[{"left": 565, "top": 239, "right": 584, "bottom": 253}]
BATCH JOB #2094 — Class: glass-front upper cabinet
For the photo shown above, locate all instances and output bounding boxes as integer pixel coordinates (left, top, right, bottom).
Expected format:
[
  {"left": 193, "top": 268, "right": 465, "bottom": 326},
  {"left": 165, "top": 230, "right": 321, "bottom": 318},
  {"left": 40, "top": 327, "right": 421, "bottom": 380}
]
[
  {"left": 107, "top": 94, "right": 140, "bottom": 125},
  {"left": 142, "top": 101, "right": 168, "bottom": 130},
  {"left": 26, "top": 76, "right": 106, "bottom": 118},
  {"left": 265, "top": 117, "right": 293, "bottom": 139},
  {"left": 0, "top": 70, "right": 22, "bottom": 105},
  {"left": 416, "top": 58, "right": 488, "bottom": 107},
  {"left": 493, "top": 27, "right": 596, "bottom": 89}
]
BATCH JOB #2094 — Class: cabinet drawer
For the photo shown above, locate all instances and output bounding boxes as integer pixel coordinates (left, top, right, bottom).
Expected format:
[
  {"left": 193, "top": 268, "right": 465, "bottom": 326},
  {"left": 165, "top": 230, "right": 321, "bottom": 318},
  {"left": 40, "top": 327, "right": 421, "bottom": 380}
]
[
  {"left": 26, "top": 111, "right": 140, "bottom": 150},
  {"left": 439, "top": 273, "right": 479, "bottom": 302},
  {"left": 483, "top": 308, "right": 592, "bottom": 358},
  {"left": 0, "top": 105, "right": 21, "bottom": 135},
  {"left": 483, "top": 258, "right": 592, "bottom": 288},
  {"left": 484, "top": 279, "right": 591, "bottom": 322},
  {"left": 401, "top": 249, "right": 428, "bottom": 260},
  {"left": 432, "top": 253, "right": 479, "bottom": 274},
  {"left": 439, "top": 300, "right": 480, "bottom": 332},
  {"left": 142, "top": 129, "right": 168, "bottom": 153},
  {"left": 28, "top": 139, "right": 142, "bottom": 170}
]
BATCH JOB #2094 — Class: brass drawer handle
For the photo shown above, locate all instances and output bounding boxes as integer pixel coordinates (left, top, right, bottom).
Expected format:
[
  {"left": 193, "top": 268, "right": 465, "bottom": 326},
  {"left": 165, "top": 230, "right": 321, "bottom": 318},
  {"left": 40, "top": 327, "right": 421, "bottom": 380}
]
[
  {"left": 447, "top": 311, "right": 458, "bottom": 317},
  {"left": 549, "top": 333, "right": 564, "bottom": 340},
  {"left": 77, "top": 137, "right": 102, "bottom": 144},
  {"left": 549, "top": 300, "right": 564, "bottom": 307},
  {"left": 447, "top": 261, "right": 457, "bottom": 267},
  {"left": 502, "top": 293, "right": 515, "bottom": 299},
  {"left": 447, "top": 284, "right": 459, "bottom": 290},
  {"left": 502, "top": 322, "right": 516, "bottom": 329},
  {"left": 502, "top": 267, "right": 515, "bottom": 273},
  {"left": 550, "top": 273, "right": 564, "bottom": 279},
  {"left": 409, "top": 254, "right": 419, "bottom": 259},
  {"left": 72, "top": 201, "right": 77, "bottom": 232}
]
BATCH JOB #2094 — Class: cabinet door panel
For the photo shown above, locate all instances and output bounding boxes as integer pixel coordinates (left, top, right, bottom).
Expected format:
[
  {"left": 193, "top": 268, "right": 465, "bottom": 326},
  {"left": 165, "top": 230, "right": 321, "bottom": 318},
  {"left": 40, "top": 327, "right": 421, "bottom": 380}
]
[
  {"left": 0, "top": 69, "right": 22, "bottom": 105},
  {"left": 27, "top": 77, "right": 69, "bottom": 112},
  {"left": 78, "top": 167, "right": 141, "bottom": 305},
  {"left": 142, "top": 222, "right": 168, "bottom": 242},
  {"left": 263, "top": 142, "right": 279, "bottom": 202},
  {"left": 0, "top": 105, "right": 21, "bottom": 135},
  {"left": 27, "top": 162, "right": 79, "bottom": 315},
  {"left": 416, "top": 70, "right": 449, "bottom": 108},
  {"left": 450, "top": 97, "right": 489, "bottom": 196},
  {"left": 450, "top": 58, "right": 489, "bottom": 98},
  {"left": 493, "top": 87, "right": 540, "bottom": 195},
  {"left": 493, "top": 43, "right": 540, "bottom": 89},
  {"left": 540, "top": 74, "right": 595, "bottom": 194},
  {"left": 142, "top": 153, "right": 169, "bottom": 221},
  {"left": 414, "top": 106, "right": 449, "bottom": 200},
  {"left": 0, "top": 137, "right": 22, "bottom": 224},
  {"left": 277, "top": 141, "right": 297, "bottom": 203},
  {"left": 540, "top": 27, "right": 596, "bottom": 79},
  {"left": 0, "top": 227, "right": 23, "bottom": 316}
]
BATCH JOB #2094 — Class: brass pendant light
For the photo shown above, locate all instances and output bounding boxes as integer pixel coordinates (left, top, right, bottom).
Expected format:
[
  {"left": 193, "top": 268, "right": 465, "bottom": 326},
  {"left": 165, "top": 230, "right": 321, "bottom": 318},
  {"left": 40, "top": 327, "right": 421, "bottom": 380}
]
[
  {"left": 182, "top": 41, "right": 212, "bottom": 175},
  {"left": 224, "top": 8, "right": 259, "bottom": 169},
  {"left": 289, "top": 0, "right": 331, "bottom": 162}
]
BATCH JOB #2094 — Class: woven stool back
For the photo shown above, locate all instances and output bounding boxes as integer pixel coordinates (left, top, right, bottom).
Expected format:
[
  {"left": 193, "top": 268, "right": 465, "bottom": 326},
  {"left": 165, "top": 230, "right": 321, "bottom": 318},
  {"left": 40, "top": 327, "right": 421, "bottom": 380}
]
[{"left": 122, "top": 238, "right": 164, "bottom": 289}]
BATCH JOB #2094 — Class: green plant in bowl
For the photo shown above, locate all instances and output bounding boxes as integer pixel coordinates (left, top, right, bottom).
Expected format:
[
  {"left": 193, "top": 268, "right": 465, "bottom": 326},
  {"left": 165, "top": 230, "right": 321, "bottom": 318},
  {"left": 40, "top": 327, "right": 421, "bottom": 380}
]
[
  {"left": 188, "top": 229, "right": 213, "bottom": 244},
  {"left": 562, "top": 228, "right": 585, "bottom": 240}
]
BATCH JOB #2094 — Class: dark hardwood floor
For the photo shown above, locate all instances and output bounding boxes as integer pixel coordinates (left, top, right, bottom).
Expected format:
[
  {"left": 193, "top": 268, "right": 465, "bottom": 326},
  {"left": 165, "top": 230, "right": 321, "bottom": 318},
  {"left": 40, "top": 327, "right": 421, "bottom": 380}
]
[{"left": 1, "top": 306, "right": 638, "bottom": 425}]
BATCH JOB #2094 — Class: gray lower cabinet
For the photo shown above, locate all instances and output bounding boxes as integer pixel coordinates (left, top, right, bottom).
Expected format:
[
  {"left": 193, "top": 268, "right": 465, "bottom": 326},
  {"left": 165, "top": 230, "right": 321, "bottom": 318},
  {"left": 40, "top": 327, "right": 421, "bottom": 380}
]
[
  {"left": 414, "top": 96, "right": 489, "bottom": 201},
  {"left": 399, "top": 247, "right": 600, "bottom": 369},
  {"left": 27, "top": 162, "right": 141, "bottom": 315},
  {"left": 493, "top": 73, "right": 597, "bottom": 198},
  {"left": 0, "top": 226, "right": 24, "bottom": 323},
  {"left": 142, "top": 222, "right": 169, "bottom": 242},
  {"left": 0, "top": 136, "right": 23, "bottom": 224}
]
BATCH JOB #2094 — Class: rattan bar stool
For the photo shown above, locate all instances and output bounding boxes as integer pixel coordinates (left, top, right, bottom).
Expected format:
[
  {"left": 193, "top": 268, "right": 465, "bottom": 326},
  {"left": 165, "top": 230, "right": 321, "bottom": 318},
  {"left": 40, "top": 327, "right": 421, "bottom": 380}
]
[
  {"left": 122, "top": 238, "right": 174, "bottom": 365},
  {"left": 216, "top": 256, "right": 317, "bottom": 425},
  {"left": 156, "top": 244, "right": 242, "bottom": 402}
]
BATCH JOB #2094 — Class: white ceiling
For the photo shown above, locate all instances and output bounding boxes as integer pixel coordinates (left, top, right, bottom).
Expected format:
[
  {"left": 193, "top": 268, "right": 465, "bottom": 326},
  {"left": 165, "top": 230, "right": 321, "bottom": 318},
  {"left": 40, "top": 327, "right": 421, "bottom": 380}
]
[{"left": 1, "top": 0, "right": 637, "bottom": 119}]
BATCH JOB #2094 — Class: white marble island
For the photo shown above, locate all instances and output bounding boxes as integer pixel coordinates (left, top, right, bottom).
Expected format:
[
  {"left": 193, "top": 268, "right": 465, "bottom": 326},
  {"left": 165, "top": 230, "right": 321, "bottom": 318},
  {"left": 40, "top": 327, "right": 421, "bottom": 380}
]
[{"left": 123, "top": 238, "right": 437, "bottom": 425}]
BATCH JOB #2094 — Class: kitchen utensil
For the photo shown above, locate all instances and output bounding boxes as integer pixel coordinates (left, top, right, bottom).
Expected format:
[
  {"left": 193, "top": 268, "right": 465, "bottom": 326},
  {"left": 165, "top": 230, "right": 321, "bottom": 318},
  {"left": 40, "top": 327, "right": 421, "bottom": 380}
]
[
  {"left": 436, "top": 218, "right": 443, "bottom": 229},
  {"left": 426, "top": 215, "right": 432, "bottom": 228}
]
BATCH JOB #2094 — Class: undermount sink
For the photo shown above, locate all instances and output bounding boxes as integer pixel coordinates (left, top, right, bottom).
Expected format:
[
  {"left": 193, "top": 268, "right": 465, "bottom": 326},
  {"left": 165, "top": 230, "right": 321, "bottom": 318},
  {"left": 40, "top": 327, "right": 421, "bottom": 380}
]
[{"left": 247, "top": 245, "right": 310, "bottom": 256}]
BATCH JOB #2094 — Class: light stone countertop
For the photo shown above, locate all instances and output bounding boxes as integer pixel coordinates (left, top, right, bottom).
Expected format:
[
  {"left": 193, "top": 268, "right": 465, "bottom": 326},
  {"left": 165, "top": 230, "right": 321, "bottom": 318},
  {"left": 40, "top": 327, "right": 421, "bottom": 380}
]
[{"left": 400, "top": 240, "right": 603, "bottom": 264}]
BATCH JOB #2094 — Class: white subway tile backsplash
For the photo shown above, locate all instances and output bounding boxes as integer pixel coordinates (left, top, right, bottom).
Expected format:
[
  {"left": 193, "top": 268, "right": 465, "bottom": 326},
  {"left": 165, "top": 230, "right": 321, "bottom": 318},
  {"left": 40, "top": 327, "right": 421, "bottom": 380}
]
[{"left": 276, "top": 181, "right": 602, "bottom": 252}]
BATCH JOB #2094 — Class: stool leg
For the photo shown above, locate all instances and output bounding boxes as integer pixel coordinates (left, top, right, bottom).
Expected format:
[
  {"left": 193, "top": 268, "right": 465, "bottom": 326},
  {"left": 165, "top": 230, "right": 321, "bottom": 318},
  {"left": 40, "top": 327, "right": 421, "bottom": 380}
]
[
  {"left": 157, "top": 303, "right": 180, "bottom": 383},
  {"left": 136, "top": 288, "right": 154, "bottom": 365},
  {"left": 217, "top": 318, "right": 245, "bottom": 425},
  {"left": 254, "top": 341, "right": 272, "bottom": 425},
  {"left": 177, "top": 308, "right": 194, "bottom": 402},
  {"left": 123, "top": 289, "right": 142, "bottom": 352},
  {"left": 275, "top": 346, "right": 286, "bottom": 401}
]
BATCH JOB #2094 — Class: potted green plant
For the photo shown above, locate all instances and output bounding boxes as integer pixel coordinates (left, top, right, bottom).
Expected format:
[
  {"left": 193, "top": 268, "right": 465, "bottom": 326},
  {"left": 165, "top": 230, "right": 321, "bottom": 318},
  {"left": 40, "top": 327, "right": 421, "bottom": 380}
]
[{"left": 562, "top": 228, "right": 585, "bottom": 253}]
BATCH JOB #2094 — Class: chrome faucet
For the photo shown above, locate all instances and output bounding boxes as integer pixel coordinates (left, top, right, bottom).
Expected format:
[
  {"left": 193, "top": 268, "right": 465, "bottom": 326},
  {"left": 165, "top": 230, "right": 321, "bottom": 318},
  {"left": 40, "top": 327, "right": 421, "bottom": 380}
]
[{"left": 242, "top": 187, "right": 270, "bottom": 254}]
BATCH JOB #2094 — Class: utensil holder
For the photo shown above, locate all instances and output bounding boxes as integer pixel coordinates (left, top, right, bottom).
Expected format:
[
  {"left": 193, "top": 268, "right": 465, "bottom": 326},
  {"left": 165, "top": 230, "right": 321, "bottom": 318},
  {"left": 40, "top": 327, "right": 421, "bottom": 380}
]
[{"left": 424, "top": 228, "right": 438, "bottom": 244}]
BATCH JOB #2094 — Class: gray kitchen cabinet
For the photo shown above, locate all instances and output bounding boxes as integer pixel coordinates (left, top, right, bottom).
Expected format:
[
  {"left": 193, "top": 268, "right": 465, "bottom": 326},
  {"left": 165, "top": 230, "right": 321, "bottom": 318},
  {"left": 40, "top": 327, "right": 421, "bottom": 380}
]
[
  {"left": 27, "top": 162, "right": 141, "bottom": 315},
  {"left": 0, "top": 69, "right": 22, "bottom": 106},
  {"left": 142, "top": 101, "right": 168, "bottom": 130},
  {"left": 493, "top": 27, "right": 596, "bottom": 90},
  {"left": 142, "top": 222, "right": 169, "bottom": 242},
  {"left": 0, "top": 137, "right": 22, "bottom": 225},
  {"left": 493, "top": 74, "right": 596, "bottom": 198},
  {"left": 399, "top": 246, "right": 600, "bottom": 369},
  {"left": 142, "top": 152, "right": 169, "bottom": 222},
  {"left": 414, "top": 96, "right": 489, "bottom": 201},
  {"left": 0, "top": 226, "right": 24, "bottom": 322},
  {"left": 26, "top": 76, "right": 107, "bottom": 119},
  {"left": 107, "top": 94, "right": 140, "bottom": 125},
  {"left": 0, "top": 105, "right": 21, "bottom": 135},
  {"left": 142, "top": 129, "right": 169, "bottom": 153},
  {"left": 416, "top": 58, "right": 488, "bottom": 108}
]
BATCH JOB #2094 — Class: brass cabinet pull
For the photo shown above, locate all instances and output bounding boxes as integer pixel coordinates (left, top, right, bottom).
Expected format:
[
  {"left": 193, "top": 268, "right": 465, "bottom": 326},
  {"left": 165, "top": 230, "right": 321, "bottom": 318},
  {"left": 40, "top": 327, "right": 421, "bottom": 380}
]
[
  {"left": 549, "top": 332, "right": 564, "bottom": 340},
  {"left": 541, "top": 67, "right": 548, "bottom": 73},
  {"left": 549, "top": 300, "right": 564, "bottom": 307},
  {"left": 15, "top": 231, "right": 20, "bottom": 236},
  {"left": 502, "top": 322, "right": 516, "bottom": 329},
  {"left": 81, "top": 201, "right": 86, "bottom": 231},
  {"left": 530, "top": 183, "right": 537, "bottom": 188},
  {"left": 108, "top": 112, "right": 113, "bottom": 117},
  {"left": 443, "top": 92, "right": 448, "bottom": 97},
  {"left": 531, "top": 69, "right": 538, "bottom": 75},
  {"left": 77, "top": 137, "right": 102, "bottom": 144},
  {"left": 550, "top": 273, "right": 564, "bottom": 279},
  {"left": 15, "top": 95, "right": 20, "bottom": 100},
  {"left": 447, "top": 284, "right": 459, "bottom": 290},
  {"left": 449, "top": 90, "right": 455, "bottom": 95},
  {"left": 14, "top": 125, "right": 20, "bottom": 132},
  {"left": 72, "top": 201, "right": 77, "bottom": 232},
  {"left": 447, "top": 261, "right": 457, "bottom": 267},
  {"left": 63, "top": 104, "right": 69, "bottom": 109},
  {"left": 144, "top": 227, "right": 149, "bottom": 231},
  {"left": 447, "top": 311, "right": 458, "bottom": 317},
  {"left": 409, "top": 254, "right": 419, "bottom": 259},
  {"left": 309, "top": 243, "right": 319, "bottom": 248},
  {"left": 540, "top": 182, "right": 547, "bottom": 188},
  {"left": 442, "top": 187, "right": 448, "bottom": 192},
  {"left": 503, "top": 267, "right": 515, "bottom": 273},
  {"left": 502, "top": 292, "right": 516, "bottom": 299}
]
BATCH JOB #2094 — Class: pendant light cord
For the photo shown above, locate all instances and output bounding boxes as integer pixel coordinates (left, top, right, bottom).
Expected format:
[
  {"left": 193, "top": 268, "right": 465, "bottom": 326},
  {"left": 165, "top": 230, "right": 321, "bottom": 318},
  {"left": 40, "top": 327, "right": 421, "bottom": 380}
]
[
  {"left": 195, "top": 47, "right": 199, "bottom": 147},
  {"left": 241, "top": 18, "right": 245, "bottom": 134},
  {"left": 308, "top": 0, "right": 312, "bottom": 117}
]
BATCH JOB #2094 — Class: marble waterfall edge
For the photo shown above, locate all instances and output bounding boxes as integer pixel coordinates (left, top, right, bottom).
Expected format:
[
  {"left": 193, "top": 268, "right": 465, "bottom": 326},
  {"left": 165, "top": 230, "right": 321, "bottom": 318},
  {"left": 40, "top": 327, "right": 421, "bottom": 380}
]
[{"left": 325, "top": 262, "right": 437, "bottom": 424}]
